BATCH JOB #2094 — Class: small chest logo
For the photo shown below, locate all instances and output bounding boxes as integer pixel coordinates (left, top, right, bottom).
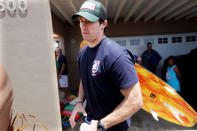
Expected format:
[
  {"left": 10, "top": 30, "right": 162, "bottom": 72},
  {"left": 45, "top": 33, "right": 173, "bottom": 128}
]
[{"left": 92, "top": 60, "right": 100, "bottom": 76}]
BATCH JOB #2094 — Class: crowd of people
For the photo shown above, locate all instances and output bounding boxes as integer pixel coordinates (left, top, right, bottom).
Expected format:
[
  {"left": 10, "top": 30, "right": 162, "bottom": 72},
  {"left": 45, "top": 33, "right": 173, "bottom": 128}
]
[
  {"left": 65, "top": 0, "right": 186, "bottom": 130},
  {"left": 1, "top": 0, "right": 196, "bottom": 130},
  {"left": 54, "top": 0, "right": 195, "bottom": 130}
]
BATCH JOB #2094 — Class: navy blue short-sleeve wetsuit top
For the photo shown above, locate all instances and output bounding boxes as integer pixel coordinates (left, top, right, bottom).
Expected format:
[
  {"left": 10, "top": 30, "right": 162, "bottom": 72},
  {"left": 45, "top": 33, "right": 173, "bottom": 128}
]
[{"left": 78, "top": 37, "right": 139, "bottom": 131}]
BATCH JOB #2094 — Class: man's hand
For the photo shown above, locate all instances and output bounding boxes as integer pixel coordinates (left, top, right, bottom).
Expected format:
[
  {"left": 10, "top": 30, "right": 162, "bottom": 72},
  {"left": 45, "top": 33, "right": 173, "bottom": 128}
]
[
  {"left": 69, "top": 103, "right": 87, "bottom": 128},
  {"left": 80, "top": 120, "right": 98, "bottom": 131},
  {"left": 137, "top": 56, "right": 142, "bottom": 63},
  {"left": 100, "top": 82, "right": 143, "bottom": 129}
]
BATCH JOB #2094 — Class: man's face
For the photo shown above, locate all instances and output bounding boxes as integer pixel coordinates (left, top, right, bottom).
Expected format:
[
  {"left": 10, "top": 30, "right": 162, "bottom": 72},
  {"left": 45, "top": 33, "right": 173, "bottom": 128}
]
[
  {"left": 56, "top": 50, "right": 60, "bottom": 56},
  {"left": 147, "top": 45, "right": 152, "bottom": 51},
  {"left": 78, "top": 17, "right": 104, "bottom": 42}
]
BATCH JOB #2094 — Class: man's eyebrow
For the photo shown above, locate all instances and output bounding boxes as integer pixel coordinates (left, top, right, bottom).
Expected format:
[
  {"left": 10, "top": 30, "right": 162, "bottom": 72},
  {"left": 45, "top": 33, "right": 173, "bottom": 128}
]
[{"left": 78, "top": 19, "right": 91, "bottom": 23}]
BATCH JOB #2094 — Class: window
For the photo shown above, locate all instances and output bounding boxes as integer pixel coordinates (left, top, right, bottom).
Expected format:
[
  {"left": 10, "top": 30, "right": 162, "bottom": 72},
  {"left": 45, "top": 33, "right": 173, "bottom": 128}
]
[
  {"left": 186, "top": 36, "right": 196, "bottom": 42},
  {"left": 116, "top": 40, "right": 126, "bottom": 47},
  {"left": 172, "top": 37, "right": 182, "bottom": 43},
  {"left": 158, "top": 37, "right": 168, "bottom": 44},
  {"left": 130, "top": 39, "right": 140, "bottom": 46}
]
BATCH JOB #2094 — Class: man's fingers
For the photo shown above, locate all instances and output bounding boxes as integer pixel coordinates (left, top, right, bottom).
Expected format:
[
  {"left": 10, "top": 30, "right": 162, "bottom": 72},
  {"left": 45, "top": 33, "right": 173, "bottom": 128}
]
[
  {"left": 71, "top": 120, "right": 76, "bottom": 128},
  {"left": 69, "top": 105, "right": 86, "bottom": 128},
  {"left": 69, "top": 115, "right": 76, "bottom": 128},
  {"left": 69, "top": 110, "right": 77, "bottom": 128}
]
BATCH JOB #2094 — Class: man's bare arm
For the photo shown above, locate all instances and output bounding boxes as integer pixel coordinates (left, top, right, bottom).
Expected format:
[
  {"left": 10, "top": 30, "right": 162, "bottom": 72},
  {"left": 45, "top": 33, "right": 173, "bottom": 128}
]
[
  {"left": 0, "top": 65, "right": 13, "bottom": 131},
  {"left": 60, "top": 64, "right": 65, "bottom": 75},
  {"left": 77, "top": 80, "right": 85, "bottom": 102},
  {"left": 174, "top": 67, "right": 181, "bottom": 81},
  {"left": 100, "top": 81, "right": 143, "bottom": 129}
]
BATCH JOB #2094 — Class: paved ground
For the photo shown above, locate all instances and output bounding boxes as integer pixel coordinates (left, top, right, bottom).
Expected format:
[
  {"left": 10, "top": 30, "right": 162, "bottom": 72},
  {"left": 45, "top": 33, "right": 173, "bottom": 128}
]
[{"left": 64, "top": 109, "right": 197, "bottom": 131}]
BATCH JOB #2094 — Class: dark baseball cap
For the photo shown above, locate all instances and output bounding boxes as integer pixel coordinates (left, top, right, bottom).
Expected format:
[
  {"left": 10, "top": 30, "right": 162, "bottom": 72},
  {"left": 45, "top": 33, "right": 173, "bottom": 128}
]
[
  {"left": 72, "top": 0, "right": 107, "bottom": 22},
  {"left": 147, "top": 42, "right": 152, "bottom": 46}
]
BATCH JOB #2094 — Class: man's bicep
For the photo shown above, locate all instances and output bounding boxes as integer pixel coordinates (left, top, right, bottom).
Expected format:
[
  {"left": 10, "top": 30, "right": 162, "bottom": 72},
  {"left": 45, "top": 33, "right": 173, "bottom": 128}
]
[
  {"left": 120, "top": 81, "right": 141, "bottom": 98},
  {"left": 110, "top": 55, "right": 138, "bottom": 89}
]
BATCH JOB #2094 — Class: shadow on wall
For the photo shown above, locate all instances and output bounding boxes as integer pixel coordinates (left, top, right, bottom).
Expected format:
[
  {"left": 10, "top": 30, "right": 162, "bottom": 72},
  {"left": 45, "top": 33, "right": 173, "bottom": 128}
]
[{"left": 161, "top": 48, "right": 197, "bottom": 110}]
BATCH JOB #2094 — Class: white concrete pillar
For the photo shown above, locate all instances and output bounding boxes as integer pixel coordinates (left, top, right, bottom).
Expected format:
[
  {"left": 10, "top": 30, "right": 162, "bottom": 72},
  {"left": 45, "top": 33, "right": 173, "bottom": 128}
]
[{"left": 0, "top": 0, "right": 61, "bottom": 130}]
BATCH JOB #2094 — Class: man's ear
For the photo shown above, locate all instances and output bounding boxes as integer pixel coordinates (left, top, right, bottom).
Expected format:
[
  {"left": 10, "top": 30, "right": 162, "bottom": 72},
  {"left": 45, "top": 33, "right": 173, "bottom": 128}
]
[{"left": 101, "top": 20, "right": 108, "bottom": 30}]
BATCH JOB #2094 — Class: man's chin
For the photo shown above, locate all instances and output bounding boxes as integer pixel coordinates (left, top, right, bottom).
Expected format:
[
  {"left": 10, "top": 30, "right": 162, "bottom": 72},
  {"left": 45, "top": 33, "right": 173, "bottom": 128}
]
[{"left": 83, "top": 38, "right": 91, "bottom": 42}]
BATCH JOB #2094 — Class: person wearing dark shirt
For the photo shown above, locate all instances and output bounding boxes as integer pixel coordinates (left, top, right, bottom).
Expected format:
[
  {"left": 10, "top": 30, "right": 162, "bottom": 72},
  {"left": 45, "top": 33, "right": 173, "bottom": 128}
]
[
  {"left": 56, "top": 48, "right": 69, "bottom": 102},
  {"left": 142, "top": 42, "right": 161, "bottom": 73},
  {"left": 69, "top": 0, "right": 143, "bottom": 131}
]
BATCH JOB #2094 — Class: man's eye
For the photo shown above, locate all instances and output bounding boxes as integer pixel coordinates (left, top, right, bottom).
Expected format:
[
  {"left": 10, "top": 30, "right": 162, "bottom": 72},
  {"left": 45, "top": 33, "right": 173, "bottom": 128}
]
[
  {"left": 80, "top": 20, "right": 85, "bottom": 23},
  {"left": 79, "top": 19, "right": 91, "bottom": 24}
]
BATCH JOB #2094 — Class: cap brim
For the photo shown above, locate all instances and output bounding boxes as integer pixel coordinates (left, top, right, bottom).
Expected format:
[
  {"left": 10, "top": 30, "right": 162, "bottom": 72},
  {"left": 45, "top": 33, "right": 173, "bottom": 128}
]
[{"left": 72, "top": 12, "right": 99, "bottom": 22}]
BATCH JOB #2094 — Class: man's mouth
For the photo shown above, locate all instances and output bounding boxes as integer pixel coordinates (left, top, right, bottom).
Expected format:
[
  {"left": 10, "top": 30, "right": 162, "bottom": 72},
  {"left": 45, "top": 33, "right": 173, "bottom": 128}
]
[{"left": 82, "top": 32, "right": 89, "bottom": 35}]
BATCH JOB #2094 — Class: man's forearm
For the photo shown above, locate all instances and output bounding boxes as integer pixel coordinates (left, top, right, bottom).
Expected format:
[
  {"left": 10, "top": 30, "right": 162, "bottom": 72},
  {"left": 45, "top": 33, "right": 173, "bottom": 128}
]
[
  {"left": 78, "top": 80, "right": 85, "bottom": 102},
  {"left": 60, "top": 64, "right": 65, "bottom": 75},
  {"left": 100, "top": 82, "right": 143, "bottom": 129}
]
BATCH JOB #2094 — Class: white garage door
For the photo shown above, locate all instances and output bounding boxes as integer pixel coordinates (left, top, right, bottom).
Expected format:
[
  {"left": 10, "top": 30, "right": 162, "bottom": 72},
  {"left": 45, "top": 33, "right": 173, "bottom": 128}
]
[{"left": 111, "top": 32, "right": 197, "bottom": 76}]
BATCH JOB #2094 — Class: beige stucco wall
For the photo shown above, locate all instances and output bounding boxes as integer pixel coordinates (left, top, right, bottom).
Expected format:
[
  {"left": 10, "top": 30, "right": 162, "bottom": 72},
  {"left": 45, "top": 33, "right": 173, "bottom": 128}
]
[{"left": 0, "top": 0, "right": 61, "bottom": 130}]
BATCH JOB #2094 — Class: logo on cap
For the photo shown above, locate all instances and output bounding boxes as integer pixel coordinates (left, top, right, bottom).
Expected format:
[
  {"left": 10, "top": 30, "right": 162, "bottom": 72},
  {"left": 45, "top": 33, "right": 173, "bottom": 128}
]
[{"left": 81, "top": 1, "right": 96, "bottom": 11}]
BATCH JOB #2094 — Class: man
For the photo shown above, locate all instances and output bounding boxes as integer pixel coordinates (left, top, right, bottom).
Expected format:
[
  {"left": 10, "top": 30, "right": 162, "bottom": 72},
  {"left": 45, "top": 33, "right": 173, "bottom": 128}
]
[
  {"left": 56, "top": 48, "right": 69, "bottom": 101},
  {"left": 142, "top": 42, "right": 161, "bottom": 73},
  {"left": 0, "top": 64, "right": 13, "bottom": 130},
  {"left": 70, "top": 0, "right": 143, "bottom": 131}
]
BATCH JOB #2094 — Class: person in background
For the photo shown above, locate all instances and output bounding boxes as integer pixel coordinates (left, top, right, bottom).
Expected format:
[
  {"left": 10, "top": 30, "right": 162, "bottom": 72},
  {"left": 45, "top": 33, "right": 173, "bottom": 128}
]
[
  {"left": 56, "top": 48, "right": 69, "bottom": 102},
  {"left": 142, "top": 42, "right": 161, "bottom": 73},
  {"left": 134, "top": 55, "right": 142, "bottom": 64},
  {"left": 55, "top": 50, "right": 60, "bottom": 74},
  {"left": 69, "top": 0, "right": 143, "bottom": 131},
  {"left": 166, "top": 56, "right": 181, "bottom": 92}
]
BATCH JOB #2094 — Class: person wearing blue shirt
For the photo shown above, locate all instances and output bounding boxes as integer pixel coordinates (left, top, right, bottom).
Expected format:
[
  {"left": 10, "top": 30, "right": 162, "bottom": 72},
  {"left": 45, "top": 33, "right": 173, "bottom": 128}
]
[
  {"left": 142, "top": 43, "right": 161, "bottom": 73},
  {"left": 166, "top": 56, "right": 181, "bottom": 92},
  {"left": 69, "top": 0, "right": 143, "bottom": 131},
  {"left": 56, "top": 48, "right": 69, "bottom": 101}
]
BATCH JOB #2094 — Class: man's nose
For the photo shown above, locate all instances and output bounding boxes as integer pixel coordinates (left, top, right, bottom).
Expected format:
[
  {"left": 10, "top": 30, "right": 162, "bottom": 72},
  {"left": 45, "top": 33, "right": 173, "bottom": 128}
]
[{"left": 81, "top": 23, "right": 88, "bottom": 30}]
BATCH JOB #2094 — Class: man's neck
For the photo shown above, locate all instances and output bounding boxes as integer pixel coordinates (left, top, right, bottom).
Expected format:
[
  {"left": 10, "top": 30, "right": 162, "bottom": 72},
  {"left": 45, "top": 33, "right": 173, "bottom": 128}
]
[
  {"left": 148, "top": 49, "right": 152, "bottom": 52},
  {"left": 88, "top": 35, "right": 105, "bottom": 48}
]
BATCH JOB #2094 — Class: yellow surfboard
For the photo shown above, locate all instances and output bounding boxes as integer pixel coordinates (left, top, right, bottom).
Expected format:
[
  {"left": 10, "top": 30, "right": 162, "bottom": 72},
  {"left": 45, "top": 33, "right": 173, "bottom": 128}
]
[
  {"left": 136, "top": 63, "right": 197, "bottom": 127},
  {"left": 80, "top": 40, "right": 197, "bottom": 127}
]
